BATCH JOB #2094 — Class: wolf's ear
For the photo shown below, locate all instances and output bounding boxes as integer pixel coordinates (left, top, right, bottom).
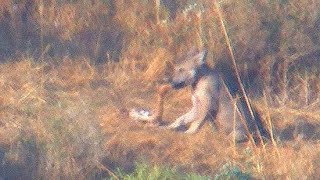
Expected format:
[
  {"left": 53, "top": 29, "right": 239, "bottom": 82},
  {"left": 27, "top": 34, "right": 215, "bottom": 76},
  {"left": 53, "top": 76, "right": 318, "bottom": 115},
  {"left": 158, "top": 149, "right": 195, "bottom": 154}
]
[{"left": 193, "top": 49, "right": 208, "bottom": 66}]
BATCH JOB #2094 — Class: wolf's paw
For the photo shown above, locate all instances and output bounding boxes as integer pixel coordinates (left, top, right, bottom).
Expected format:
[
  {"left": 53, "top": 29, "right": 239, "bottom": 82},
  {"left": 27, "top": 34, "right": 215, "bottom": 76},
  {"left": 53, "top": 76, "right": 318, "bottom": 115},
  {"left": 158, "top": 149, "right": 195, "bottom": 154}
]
[
  {"left": 167, "top": 122, "right": 182, "bottom": 129},
  {"left": 163, "top": 125, "right": 173, "bottom": 130},
  {"left": 184, "top": 128, "right": 198, "bottom": 134}
]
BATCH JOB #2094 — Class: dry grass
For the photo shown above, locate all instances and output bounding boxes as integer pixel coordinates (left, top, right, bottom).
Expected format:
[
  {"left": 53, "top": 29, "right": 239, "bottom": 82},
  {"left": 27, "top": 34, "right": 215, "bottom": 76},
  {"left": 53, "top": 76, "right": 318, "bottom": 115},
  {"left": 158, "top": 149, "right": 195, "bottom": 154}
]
[
  {"left": 0, "top": 59, "right": 105, "bottom": 179},
  {"left": 0, "top": 0, "right": 320, "bottom": 179},
  {"left": 0, "top": 57, "right": 319, "bottom": 179}
]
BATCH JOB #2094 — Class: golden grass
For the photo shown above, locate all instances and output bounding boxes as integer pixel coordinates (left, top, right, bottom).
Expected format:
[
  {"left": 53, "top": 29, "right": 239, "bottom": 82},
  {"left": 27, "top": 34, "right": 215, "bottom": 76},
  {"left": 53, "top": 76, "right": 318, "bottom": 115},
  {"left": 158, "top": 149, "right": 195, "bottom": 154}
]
[{"left": 0, "top": 53, "right": 319, "bottom": 179}]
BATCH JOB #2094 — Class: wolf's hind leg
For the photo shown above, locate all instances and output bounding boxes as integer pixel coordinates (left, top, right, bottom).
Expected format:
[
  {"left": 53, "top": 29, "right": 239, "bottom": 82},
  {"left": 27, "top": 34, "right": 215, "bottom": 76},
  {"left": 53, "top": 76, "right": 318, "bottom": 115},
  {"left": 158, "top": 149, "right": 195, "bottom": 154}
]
[{"left": 184, "top": 95, "right": 210, "bottom": 134}]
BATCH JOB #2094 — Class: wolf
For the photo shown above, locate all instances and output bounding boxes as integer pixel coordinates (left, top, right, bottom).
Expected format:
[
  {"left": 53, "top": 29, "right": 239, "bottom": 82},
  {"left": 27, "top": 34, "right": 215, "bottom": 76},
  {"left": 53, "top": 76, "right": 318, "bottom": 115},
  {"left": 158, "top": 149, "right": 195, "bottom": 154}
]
[{"left": 167, "top": 48, "right": 262, "bottom": 142}]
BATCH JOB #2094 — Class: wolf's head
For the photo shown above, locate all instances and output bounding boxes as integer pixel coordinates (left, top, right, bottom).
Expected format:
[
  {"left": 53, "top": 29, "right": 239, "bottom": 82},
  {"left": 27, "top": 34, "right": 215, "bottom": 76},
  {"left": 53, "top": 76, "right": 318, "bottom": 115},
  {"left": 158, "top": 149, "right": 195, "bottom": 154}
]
[{"left": 171, "top": 49, "right": 208, "bottom": 89}]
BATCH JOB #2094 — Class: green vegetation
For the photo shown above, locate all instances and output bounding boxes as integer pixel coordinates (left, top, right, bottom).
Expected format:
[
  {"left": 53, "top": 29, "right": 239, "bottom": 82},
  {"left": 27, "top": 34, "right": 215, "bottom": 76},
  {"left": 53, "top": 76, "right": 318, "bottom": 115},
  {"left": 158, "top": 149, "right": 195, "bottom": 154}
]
[
  {"left": 113, "top": 163, "right": 211, "bottom": 180},
  {"left": 215, "top": 162, "right": 251, "bottom": 180}
]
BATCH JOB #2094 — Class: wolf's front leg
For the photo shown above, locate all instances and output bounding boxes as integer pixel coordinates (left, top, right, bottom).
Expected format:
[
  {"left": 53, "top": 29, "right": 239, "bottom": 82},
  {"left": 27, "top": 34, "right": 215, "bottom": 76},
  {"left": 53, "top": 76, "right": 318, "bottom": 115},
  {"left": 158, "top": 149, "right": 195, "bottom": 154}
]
[
  {"left": 167, "top": 114, "right": 188, "bottom": 129},
  {"left": 167, "top": 96, "right": 198, "bottom": 129},
  {"left": 167, "top": 108, "right": 196, "bottom": 129},
  {"left": 184, "top": 95, "right": 210, "bottom": 134}
]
